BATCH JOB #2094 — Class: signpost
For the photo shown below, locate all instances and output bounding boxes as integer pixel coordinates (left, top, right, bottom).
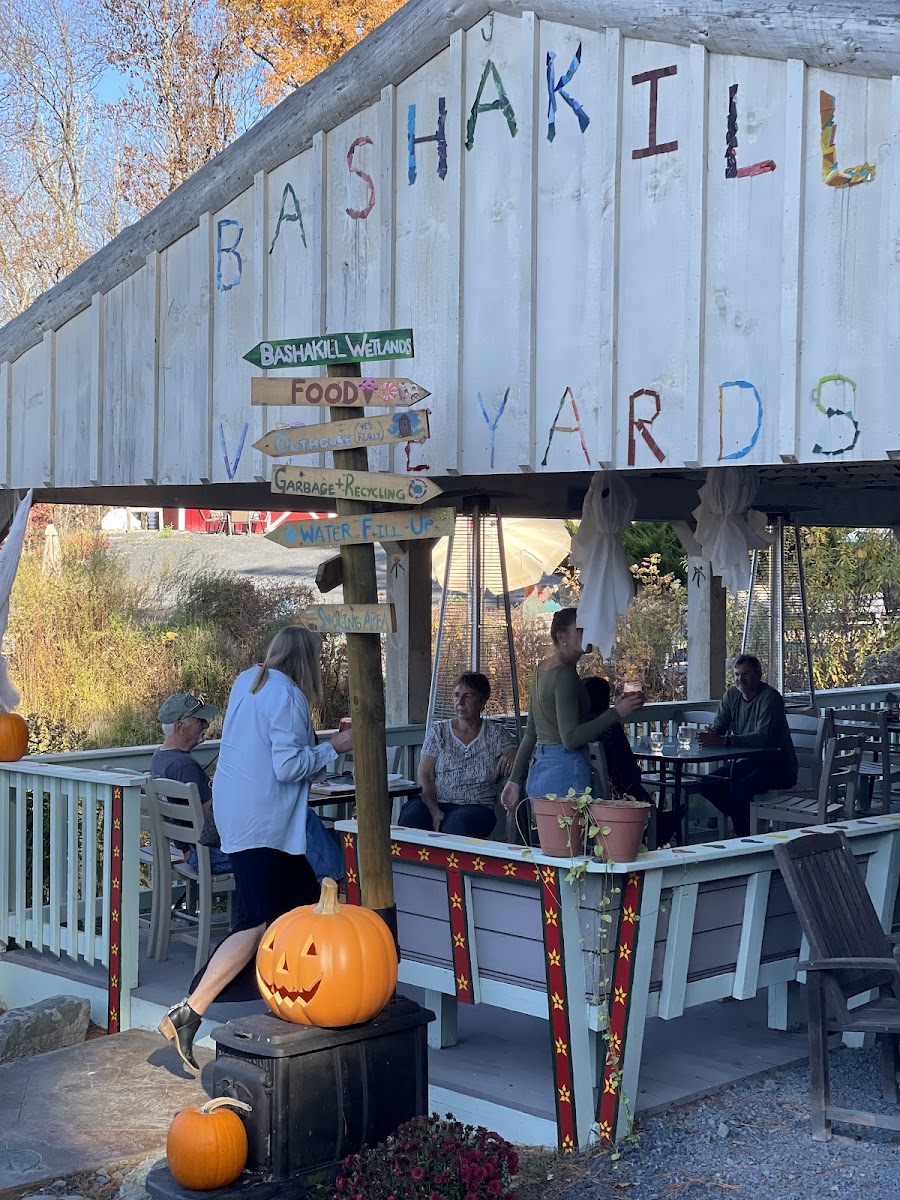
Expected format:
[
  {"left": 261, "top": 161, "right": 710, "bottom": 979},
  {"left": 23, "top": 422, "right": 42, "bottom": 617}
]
[
  {"left": 303, "top": 604, "right": 397, "bottom": 635},
  {"left": 265, "top": 507, "right": 454, "bottom": 549},
  {"left": 244, "top": 328, "right": 414, "bottom": 369},
  {"left": 251, "top": 377, "right": 430, "bottom": 408},
  {"left": 270, "top": 464, "right": 442, "bottom": 506},
  {"left": 254, "top": 411, "right": 429, "bottom": 458}
]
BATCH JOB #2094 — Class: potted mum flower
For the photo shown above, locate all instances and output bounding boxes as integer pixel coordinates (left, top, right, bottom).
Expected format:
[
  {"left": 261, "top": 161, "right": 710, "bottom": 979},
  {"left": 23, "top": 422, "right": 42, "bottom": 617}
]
[{"left": 332, "top": 1113, "right": 519, "bottom": 1199}]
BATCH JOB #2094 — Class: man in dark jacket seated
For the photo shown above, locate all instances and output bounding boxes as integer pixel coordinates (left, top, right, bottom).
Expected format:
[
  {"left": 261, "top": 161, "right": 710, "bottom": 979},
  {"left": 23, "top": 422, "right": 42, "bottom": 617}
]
[{"left": 695, "top": 654, "right": 798, "bottom": 837}]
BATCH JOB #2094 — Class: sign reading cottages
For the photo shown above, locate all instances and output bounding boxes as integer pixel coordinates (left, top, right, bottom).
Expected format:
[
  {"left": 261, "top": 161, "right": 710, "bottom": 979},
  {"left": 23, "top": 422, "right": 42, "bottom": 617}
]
[{"left": 245, "top": 329, "right": 414, "bottom": 369}]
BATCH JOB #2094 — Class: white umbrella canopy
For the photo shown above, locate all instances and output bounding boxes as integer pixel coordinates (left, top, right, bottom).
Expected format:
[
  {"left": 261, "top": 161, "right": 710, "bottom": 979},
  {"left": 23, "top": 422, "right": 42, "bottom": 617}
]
[{"left": 431, "top": 517, "right": 571, "bottom": 593}]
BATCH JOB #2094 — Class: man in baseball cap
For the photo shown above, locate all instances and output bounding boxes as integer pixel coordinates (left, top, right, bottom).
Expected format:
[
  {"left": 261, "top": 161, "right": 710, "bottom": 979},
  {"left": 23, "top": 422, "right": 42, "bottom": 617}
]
[{"left": 151, "top": 694, "right": 231, "bottom": 875}]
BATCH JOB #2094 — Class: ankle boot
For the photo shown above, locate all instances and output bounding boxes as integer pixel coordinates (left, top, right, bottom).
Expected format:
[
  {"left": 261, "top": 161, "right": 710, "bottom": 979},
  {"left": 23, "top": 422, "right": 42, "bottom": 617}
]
[{"left": 158, "top": 998, "right": 202, "bottom": 1070}]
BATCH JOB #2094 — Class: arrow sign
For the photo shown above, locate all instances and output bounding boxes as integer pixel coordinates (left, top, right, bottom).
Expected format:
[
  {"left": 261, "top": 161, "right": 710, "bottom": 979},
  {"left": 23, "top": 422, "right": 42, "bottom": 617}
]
[
  {"left": 244, "top": 328, "right": 414, "bottom": 369},
  {"left": 254, "top": 410, "right": 429, "bottom": 458},
  {"left": 271, "top": 464, "right": 442, "bottom": 506},
  {"left": 267, "top": 507, "right": 455, "bottom": 549},
  {"left": 252, "top": 377, "right": 430, "bottom": 408},
  {"left": 303, "top": 604, "right": 397, "bottom": 635}
]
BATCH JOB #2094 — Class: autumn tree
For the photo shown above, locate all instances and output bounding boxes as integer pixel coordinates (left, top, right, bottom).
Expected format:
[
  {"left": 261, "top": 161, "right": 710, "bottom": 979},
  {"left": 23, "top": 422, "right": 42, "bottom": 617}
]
[
  {"left": 0, "top": 0, "right": 117, "bottom": 321},
  {"left": 225, "top": 0, "right": 403, "bottom": 100},
  {"left": 95, "top": 0, "right": 264, "bottom": 216}
]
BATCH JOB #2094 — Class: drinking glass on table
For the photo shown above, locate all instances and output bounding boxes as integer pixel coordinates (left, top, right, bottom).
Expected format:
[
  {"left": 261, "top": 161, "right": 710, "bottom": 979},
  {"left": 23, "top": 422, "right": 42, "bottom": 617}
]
[
  {"left": 649, "top": 730, "right": 665, "bottom": 754},
  {"left": 677, "top": 725, "right": 693, "bottom": 752}
]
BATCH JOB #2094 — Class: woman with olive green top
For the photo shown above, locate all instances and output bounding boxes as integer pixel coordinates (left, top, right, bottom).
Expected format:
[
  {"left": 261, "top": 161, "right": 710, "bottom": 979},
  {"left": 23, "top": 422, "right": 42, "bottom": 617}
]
[{"left": 501, "top": 608, "right": 645, "bottom": 810}]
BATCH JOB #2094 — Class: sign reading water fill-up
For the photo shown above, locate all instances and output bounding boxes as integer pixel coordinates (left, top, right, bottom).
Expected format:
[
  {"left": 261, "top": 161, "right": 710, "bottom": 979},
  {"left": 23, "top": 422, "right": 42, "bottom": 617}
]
[
  {"left": 266, "top": 507, "right": 455, "bottom": 549},
  {"left": 244, "top": 329, "right": 414, "bottom": 369},
  {"left": 254, "top": 411, "right": 429, "bottom": 458}
]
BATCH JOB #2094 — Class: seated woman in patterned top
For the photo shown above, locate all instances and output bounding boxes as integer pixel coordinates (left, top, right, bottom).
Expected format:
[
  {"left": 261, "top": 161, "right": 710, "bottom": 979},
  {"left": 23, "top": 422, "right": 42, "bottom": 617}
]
[{"left": 399, "top": 672, "right": 518, "bottom": 839}]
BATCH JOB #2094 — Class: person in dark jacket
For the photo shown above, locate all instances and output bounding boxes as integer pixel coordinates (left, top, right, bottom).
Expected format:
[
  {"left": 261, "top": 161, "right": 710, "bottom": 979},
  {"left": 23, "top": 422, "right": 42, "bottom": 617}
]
[{"left": 695, "top": 654, "right": 798, "bottom": 837}]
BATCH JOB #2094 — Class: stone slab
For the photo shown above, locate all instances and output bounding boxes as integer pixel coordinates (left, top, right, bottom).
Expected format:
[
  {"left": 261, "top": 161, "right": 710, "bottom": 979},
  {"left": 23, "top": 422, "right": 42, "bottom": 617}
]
[
  {"left": 0, "top": 1029, "right": 212, "bottom": 1193},
  {"left": 0, "top": 996, "right": 90, "bottom": 1064}
]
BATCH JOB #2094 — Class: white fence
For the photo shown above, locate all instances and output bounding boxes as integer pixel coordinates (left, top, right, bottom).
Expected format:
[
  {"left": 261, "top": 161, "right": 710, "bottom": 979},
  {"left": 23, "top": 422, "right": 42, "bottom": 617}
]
[{"left": 0, "top": 762, "right": 144, "bottom": 1032}]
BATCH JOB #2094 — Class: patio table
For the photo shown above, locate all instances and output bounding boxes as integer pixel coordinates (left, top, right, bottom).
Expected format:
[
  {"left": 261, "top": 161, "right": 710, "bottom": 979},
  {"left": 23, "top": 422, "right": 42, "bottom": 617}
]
[
  {"left": 309, "top": 774, "right": 421, "bottom": 821},
  {"left": 633, "top": 740, "right": 772, "bottom": 845}
]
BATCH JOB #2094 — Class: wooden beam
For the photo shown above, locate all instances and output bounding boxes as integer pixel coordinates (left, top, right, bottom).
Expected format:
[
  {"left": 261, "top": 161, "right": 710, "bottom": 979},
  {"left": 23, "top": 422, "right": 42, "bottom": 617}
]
[
  {"left": 328, "top": 362, "right": 397, "bottom": 940},
  {"left": 2, "top": 1, "right": 896, "bottom": 366}
]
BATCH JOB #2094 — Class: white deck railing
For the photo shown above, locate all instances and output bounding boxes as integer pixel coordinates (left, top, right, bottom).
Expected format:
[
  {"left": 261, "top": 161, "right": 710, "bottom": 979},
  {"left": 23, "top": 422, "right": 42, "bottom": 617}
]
[{"left": 0, "top": 761, "right": 144, "bottom": 1032}]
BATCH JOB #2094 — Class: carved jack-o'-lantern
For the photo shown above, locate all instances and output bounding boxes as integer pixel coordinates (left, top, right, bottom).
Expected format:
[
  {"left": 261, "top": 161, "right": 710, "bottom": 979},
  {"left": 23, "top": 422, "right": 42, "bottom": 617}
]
[{"left": 255, "top": 878, "right": 398, "bottom": 1026}]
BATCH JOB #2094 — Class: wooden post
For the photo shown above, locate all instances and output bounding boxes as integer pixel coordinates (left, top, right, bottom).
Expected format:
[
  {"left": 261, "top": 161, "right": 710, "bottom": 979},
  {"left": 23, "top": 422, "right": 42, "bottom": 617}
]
[
  {"left": 686, "top": 556, "right": 727, "bottom": 701},
  {"left": 328, "top": 363, "right": 397, "bottom": 941}
]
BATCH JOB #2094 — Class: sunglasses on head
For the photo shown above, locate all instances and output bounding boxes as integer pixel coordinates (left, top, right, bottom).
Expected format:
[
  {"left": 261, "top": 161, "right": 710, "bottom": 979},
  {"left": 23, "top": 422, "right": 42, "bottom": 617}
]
[{"left": 180, "top": 698, "right": 206, "bottom": 720}]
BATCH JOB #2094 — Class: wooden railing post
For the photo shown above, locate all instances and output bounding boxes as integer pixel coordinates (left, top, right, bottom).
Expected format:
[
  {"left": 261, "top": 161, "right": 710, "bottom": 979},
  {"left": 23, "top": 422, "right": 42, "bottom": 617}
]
[{"left": 327, "top": 363, "right": 397, "bottom": 943}]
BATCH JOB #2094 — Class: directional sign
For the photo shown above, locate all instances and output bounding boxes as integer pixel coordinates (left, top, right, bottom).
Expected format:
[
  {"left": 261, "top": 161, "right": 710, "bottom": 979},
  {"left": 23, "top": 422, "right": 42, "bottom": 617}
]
[
  {"left": 266, "top": 507, "right": 455, "bottom": 549},
  {"left": 303, "top": 604, "right": 397, "bottom": 635},
  {"left": 271, "top": 464, "right": 442, "bottom": 506},
  {"left": 254, "top": 411, "right": 429, "bottom": 458},
  {"left": 252, "top": 377, "right": 430, "bottom": 408},
  {"left": 244, "top": 328, "right": 414, "bottom": 369}
]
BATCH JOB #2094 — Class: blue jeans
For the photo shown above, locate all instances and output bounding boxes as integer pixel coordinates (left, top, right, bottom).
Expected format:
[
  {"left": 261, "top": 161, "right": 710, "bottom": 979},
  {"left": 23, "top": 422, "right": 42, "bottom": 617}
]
[
  {"left": 526, "top": 743, "right": 592, "bottom": 799},
  {"left": 187, "top": 847, "right": 233, "bottom": 873},
  {"left": 399, "top": 797, "right": 497, "bottom": 839}
]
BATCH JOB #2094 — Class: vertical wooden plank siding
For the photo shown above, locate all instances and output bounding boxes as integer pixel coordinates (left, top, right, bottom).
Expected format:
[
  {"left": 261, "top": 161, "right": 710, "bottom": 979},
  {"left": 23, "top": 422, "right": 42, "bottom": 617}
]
[
  {"left": 311, "top": 131, "right": 328, "bottom": 471},
  {"left": 28, "top": 777, "right": 43, "bottom": 947},
  {"left": 516, "top": 11, "right": 540, "bottom": 470},
  {"left": 199, "top": 213, "right": 215, "bottom": 483},
  {"left": 558, "top": 875, "right": 595, "bottom": 1149},
  {"left": 681, "top": 45, "right": 708, "bottom": 466},
  {"left": 43, "top": 330, "right": 55, "bottom": 485},
  {"left": 82, "top": 783, "right": 97, "bottom": 966},
  {"left": 597, "top": 28, "right": 623, "bottom": 465},
  {"left": 657, "top": 881, "right": 699, "bottom": 1019},
  {"left": 66, "top": 782, "right": 79, "bottom": 957},
  {"left": 887, "top": 75, "right": 900, "bottom": 455},
  {"left": 144, "top": 251, "right": 161, "bottom": 484},
  {"left": 778, "top": 60, "right": 806, "bottom": 462},
  {"left": 107, "top": 785, "right": 124, "bottom": 1032},
  {"left": 448, "top": 30, "right": 465, "bottom": 468},
  {"left": 88, "top": 292, "right": 103, "bottom": 485},
  {"left": 537, "top": 865, "right": 578, "bottom": 1153},
  {"left": 733, "top": 869, "right": 772, "bottom": 999},
  {"left": 342, "top": 830, "right": 361, "bottom": 904},
  {"left": 252, "top": 171, "right": 268, "bottom": 482},
  {"left": 599, "top": 870, "right": 662, "bottom": 1144},
  {"left": 462, "top": 874, "right": 483, "bottom": 1003},
  {"left": 47, "top": 777, "right": 63, "bottom": 957},
  {"left": 0, "top": 362, "right": 9, "bottom": 488}
]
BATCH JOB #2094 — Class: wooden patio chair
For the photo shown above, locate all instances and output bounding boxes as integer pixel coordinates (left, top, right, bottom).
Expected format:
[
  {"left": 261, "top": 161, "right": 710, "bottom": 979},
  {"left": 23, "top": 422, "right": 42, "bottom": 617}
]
[
  {"left": 772, "top": 831, "right": 900, "bottom": 1140},
  {"left": 746, "top": 713, "right": 826, "bottom": 832},
  {"left": 825, "top": 707, "right": 900, "bottom": 815},
  {"left": 749, "top": 735, "right": 863, "bottom": 832},
  {"left": 145, "top": 776, "right": 235, "bottom": 973}
]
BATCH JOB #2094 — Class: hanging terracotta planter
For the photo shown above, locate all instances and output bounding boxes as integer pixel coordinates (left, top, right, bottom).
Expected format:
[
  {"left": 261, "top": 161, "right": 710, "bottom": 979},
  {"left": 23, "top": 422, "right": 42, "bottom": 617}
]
[
  {"left": 531, "top": 794, "right": 585, "bottom": 858},
  {"left": 589, "top": 800, "right": 652, "bottom": 863}
]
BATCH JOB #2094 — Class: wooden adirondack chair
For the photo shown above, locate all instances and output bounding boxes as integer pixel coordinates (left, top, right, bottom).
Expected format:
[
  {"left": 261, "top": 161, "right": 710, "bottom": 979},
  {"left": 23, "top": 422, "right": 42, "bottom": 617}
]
[{"left": 773, "top": 831, "right": 900, "bottom": 1140}]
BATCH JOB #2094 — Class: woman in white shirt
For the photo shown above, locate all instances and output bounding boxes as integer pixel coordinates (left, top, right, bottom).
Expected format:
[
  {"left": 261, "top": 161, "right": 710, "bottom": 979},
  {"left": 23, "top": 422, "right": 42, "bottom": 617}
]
[
  {"left": 158, "top": 625, "right": 353, "bottom": 1070},
  {"left": 400, "top": 672, "right": 517, "bottom": 838}
]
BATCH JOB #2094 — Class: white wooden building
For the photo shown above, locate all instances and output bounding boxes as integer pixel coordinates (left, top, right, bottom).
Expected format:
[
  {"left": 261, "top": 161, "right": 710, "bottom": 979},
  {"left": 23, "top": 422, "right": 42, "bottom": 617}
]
[{"left": 1, "top": 0, "right": 899, "bottom": 530}]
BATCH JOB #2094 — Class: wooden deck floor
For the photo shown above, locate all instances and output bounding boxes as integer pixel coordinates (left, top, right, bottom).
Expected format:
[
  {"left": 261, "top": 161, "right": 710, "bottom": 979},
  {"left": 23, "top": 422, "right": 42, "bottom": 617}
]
[{"left": 1, "top": 932, "right": 811, "bottom": 1144}]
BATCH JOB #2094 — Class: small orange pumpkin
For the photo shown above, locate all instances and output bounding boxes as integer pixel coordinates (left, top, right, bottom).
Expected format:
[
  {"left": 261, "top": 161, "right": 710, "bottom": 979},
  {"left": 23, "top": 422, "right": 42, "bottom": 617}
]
[
  {"left": 167, "top": 1097, "right": 250, "bottom": 1190},
  {"left": 256, "top": 877, "right": 397, "bottom": 1027},
  {"left": 0, "top": 712, "right": 28, "bottom": 762}
]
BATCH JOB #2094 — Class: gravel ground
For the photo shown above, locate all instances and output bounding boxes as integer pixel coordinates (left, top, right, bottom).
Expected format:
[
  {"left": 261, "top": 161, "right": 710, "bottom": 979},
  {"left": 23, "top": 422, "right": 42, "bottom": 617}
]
[{"left": 540, "top": 1045, "right": 900, "bottom": 1200}]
